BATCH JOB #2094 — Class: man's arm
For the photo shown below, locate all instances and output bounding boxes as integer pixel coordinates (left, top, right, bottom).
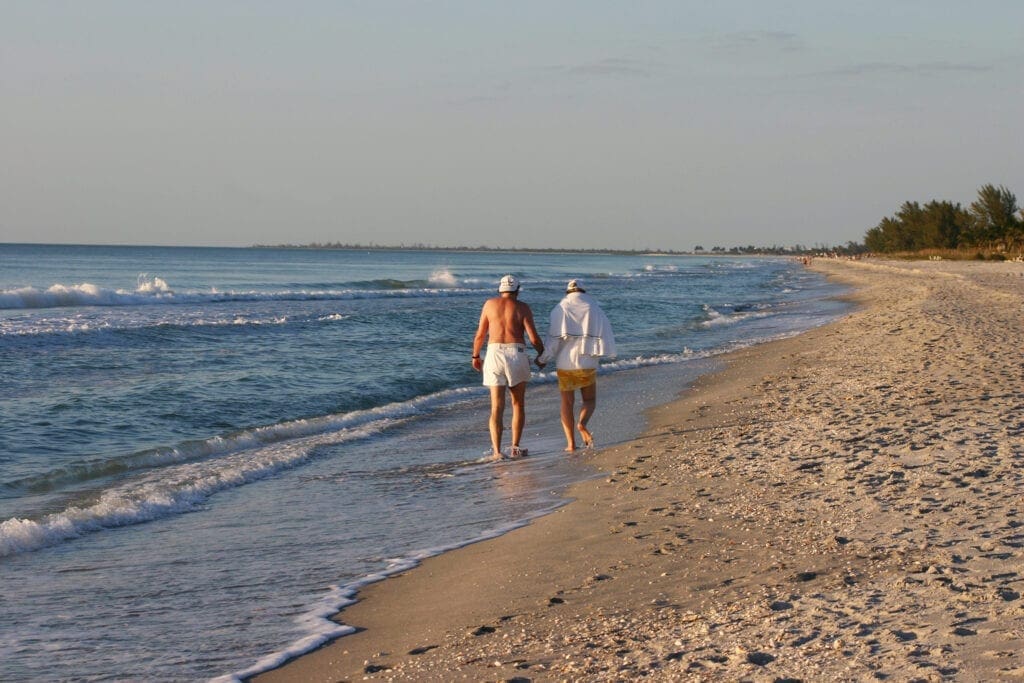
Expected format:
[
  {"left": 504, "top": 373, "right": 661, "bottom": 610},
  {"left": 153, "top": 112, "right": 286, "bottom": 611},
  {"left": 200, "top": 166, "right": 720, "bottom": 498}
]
[
  {"left": 522, "top": 304, "right": 545, "bottom": 366},
  {"left": 536, "top": 304, "right": 559, "bottom": 366},
  {"left": 471, "top": 304, "right": 489, "bottom": 371}
]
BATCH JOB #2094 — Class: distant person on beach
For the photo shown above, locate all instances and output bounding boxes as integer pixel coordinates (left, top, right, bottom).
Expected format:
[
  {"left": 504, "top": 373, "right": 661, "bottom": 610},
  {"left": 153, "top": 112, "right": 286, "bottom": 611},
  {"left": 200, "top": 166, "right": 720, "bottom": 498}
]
[
  {"left": 472, "top": 275, "right": 545, "bottom": 459},
  {"left": 537, "top": 279, "right": 616, "bottom": 452}
]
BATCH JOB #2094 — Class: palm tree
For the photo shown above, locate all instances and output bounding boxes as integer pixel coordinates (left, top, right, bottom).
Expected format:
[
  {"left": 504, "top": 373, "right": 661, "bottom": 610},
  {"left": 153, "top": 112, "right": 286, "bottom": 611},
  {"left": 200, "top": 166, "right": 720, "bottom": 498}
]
[{"left": 969, "top": 184, "right": 1020, "bottom": 251}]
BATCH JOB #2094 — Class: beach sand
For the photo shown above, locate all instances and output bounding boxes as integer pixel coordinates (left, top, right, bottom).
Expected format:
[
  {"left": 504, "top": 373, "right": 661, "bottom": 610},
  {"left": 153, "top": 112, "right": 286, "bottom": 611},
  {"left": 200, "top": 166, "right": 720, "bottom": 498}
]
[{"left": 255, "top": 259, "right": 1024, "bottom": 682}]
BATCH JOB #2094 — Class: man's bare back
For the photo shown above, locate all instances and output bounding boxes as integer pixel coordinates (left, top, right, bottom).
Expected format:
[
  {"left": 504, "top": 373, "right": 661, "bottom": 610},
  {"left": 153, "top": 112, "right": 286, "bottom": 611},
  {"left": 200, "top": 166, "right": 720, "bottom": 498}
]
[{"left": 478, "top": 296, "right": 537, "bottom": 344}]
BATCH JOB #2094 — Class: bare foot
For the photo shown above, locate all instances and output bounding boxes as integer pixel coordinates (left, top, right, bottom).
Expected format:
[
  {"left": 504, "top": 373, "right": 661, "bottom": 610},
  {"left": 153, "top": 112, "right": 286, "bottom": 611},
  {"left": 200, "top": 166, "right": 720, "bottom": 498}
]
[
  {"left": 564, "top": 444, "right": 576, "bottom": 453},
  {"left": 510, "top": 446, "right": 528, "bottom": 458},
  {"left": 488, "top": 451, "right": 503, "bottom": 461},
  {"left": 578, "top": 423, "right": 594, "bottom": 448}
]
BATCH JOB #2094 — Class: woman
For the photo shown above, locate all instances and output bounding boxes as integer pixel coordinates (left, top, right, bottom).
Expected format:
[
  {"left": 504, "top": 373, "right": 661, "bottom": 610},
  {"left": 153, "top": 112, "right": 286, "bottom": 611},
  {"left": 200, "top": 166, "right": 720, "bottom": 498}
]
[{"left": 536, "top": 279, "right": 616, "bottom": 452}]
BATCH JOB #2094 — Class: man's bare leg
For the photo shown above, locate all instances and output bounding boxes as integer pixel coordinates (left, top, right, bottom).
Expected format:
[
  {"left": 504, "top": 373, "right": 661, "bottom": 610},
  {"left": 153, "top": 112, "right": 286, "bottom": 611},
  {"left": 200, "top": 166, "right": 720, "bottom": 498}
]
[
  {"left": 559, "top": 390, "right": 577, "bottom": 452},
  {"left": 509, "top": 382, "right": 527, "bottom": 456},
  {"left": 489, "top": 386, "right": 506, "bottom": 459},
  {"left": 577, "top": 383, "right": 597, "bottom": 448}
]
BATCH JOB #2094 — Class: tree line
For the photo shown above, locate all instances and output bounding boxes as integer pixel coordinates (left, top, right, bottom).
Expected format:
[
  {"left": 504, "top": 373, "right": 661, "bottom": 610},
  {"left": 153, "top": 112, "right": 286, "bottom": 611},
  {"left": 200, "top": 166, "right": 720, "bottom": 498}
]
[{"left": 865, "top": 184, "right": 1022, "bottom": 254}]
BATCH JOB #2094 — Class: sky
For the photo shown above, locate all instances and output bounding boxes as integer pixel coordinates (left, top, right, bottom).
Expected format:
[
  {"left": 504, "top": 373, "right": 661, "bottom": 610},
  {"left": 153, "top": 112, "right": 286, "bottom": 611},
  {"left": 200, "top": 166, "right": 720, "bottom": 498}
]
[{"left": 2, "top": 1, "right": 1022, "bottom": 251}]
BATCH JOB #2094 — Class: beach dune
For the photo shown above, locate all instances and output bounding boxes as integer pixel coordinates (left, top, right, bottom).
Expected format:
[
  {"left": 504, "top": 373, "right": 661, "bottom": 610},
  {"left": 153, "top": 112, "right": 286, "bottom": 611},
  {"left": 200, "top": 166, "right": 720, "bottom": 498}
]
[{"left": 256, "top": 259, "right": 1024, "bottom": 681}]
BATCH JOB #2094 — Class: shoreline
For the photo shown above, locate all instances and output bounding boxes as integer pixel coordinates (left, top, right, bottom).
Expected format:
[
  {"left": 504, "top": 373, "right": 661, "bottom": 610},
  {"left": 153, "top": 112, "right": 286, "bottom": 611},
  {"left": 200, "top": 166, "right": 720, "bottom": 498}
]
[{"left": 254, "top": 258, "right": 1024, "bottom": 681}]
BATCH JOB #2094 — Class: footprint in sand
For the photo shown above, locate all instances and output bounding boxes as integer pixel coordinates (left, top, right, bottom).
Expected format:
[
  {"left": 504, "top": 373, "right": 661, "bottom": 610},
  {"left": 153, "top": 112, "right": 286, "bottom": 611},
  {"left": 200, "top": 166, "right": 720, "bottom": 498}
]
[
  {"left": 746, "top": 652, "right": 775, "bottom": 666},
  {"left": 889, "top": 629, "right": 918, "bottom": 642},
  {"left": 996, "top": 588, "right": 1020, "bottom": 601}
]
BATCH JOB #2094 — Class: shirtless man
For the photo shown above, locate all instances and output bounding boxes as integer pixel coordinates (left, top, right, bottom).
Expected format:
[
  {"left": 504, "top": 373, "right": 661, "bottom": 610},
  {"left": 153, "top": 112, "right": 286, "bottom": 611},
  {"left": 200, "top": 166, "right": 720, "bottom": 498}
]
[{"left": 472, "top": 275, "right": 544, "bottom": 459}]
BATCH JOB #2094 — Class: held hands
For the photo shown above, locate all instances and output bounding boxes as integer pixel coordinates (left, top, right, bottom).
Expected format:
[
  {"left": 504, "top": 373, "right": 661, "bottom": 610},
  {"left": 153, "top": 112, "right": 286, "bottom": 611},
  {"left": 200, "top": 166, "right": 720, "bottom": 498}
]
[{"left": 472, "top": 352, "right": 544, "bottom": 369}]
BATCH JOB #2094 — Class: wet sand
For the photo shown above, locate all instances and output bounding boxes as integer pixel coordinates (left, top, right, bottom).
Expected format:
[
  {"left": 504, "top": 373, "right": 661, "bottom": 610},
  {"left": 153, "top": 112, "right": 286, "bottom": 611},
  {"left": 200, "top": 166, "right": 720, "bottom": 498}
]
[{"left": 255, "top": 258, "right": 1024, "bottom": 682}]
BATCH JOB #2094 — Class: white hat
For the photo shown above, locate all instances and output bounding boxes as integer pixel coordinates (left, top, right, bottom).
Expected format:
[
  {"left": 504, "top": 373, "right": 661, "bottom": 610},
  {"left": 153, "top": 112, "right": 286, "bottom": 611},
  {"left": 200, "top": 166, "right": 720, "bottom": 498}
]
[
  {"left": 498, "top": 274, "right": 520, "bottom": 293},
  {"left": 566, "top": 279, "right": 585, "bottom": 293}
]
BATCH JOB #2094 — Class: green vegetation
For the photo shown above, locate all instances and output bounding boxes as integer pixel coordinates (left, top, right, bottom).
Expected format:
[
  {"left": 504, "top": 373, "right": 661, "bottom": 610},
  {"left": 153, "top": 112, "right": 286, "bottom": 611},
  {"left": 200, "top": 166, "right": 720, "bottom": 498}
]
[{"left": 865, "top": 184, "right": 1023, "bottom": 257}]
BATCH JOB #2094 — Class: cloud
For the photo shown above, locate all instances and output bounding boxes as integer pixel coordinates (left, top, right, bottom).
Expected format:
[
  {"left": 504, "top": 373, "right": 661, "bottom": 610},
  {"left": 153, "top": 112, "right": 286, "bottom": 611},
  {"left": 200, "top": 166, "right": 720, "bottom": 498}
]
[
  {"left": 565, "top": 58, "right": 654, "bottom": 78},
  {"left": 713, "top": 30, "right": 804, "bottom": 54},
  {"left": 810, "top": 61, "right": 993, "bottom": 78},
  {"left": 451, "top": 94, "right": 504, "bottom": 105}
]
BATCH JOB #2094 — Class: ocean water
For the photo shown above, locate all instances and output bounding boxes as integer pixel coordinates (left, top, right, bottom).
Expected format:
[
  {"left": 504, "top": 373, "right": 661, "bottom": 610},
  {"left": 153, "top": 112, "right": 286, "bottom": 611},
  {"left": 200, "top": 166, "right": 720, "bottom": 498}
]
[{"left": 0, "top": 244, "right": 850, "bottom": 681}]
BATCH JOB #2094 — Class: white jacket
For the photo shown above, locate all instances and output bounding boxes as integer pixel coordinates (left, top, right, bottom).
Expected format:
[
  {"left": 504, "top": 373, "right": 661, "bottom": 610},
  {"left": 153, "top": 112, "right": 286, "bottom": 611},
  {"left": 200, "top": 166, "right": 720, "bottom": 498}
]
[{"left": 537, "top": 292, "right": 616, "bottom": 370}]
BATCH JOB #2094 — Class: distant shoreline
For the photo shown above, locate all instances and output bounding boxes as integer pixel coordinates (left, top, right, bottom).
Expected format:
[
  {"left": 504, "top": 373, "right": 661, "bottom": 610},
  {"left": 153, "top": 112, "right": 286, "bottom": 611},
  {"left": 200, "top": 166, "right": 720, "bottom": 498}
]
[
  {"left": 251, "top": 243, "right": 824, "bottom": 256},
  {"left": 1, "top": 242, "right": 842, "bottom": 257}
]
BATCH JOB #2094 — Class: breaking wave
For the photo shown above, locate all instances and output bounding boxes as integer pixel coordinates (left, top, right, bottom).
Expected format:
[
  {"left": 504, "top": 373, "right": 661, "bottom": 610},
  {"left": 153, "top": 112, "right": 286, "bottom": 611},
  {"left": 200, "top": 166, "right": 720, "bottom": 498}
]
[
  {"left": 0, "top": 386, "right": 483, "bottom": 558},
  {"left": 0, "top": 275, "right": 480, "bottom": 311}
]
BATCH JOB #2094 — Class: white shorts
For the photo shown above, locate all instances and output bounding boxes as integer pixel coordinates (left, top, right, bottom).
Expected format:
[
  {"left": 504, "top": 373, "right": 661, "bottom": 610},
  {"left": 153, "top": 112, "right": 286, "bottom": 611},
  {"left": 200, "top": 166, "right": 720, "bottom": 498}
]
[{"left": 482, "top": 343, "right": 531, "bottom": 387}]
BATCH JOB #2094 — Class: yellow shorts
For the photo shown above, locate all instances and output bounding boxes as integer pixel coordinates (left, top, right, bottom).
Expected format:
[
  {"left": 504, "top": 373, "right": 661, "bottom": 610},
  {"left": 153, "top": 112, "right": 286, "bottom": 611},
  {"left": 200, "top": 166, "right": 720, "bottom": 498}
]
[{"left": 557, "top": 369, "right": 597, "bottom": 392}]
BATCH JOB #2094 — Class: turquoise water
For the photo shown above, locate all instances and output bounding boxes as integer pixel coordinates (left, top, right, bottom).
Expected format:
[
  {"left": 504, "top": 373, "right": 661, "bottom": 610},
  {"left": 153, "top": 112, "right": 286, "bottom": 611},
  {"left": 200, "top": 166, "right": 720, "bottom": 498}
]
[{"left": 0, "top": 244, "right": 850, "bottom": 680}]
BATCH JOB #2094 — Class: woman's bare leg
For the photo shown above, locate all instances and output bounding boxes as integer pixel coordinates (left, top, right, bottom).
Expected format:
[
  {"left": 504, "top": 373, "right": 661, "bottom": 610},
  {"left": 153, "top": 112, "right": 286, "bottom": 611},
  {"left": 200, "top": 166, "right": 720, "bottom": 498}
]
[
  {"left": 559, "top": 390, "right": 576, "bottom": 452},
  {"left": 577, "top": 383, "right": 597, "bottom": 448}
]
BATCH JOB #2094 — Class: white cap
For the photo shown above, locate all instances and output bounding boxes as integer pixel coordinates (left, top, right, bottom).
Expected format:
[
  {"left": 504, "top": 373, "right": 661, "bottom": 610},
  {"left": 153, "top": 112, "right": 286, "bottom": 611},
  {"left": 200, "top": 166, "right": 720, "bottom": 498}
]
[
  {"left": 498, "top": 274, "right": 520, "bottom": 293},
  {"left": 566, "top": 279, "right": 584, "bottom": 293}
]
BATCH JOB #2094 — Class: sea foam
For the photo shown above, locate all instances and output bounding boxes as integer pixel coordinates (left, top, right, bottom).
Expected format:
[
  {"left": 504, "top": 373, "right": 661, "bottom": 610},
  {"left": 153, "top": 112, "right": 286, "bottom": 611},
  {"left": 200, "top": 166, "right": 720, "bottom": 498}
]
[
  {"left": 0, "top": 386, "right": 484, "bottom": 557},
  {"left": 215, "top": 506, "right": 562, "bottom": 683},
  {"left": 428, "top": 268, "right": 459, "bottom": 287},
  {"left": 0, "top": 278, "right": 481, "bottom": 311},
  {"left": 700, "top": 304, "right": 774, "bottom": 328}
]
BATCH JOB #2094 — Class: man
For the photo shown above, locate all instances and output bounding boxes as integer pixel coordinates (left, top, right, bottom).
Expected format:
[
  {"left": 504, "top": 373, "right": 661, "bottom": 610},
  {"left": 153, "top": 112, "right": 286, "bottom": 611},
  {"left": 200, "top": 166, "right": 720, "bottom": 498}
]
[
  {"left": 472, "top": 274, "right": 545, "bottom": 459},
  {"left": 536, "top": 279, "right": 616, "bottom": 452}
]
